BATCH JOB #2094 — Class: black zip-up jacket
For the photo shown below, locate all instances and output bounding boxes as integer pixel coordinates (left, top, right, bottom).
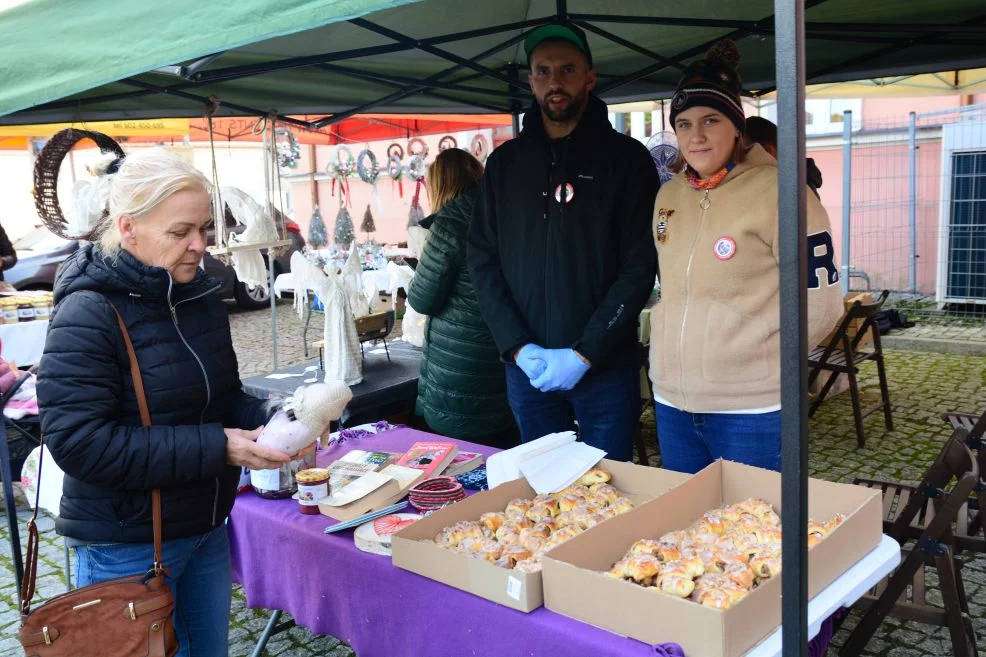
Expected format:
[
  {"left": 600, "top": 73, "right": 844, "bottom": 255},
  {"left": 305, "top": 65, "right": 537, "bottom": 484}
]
[
  {"left": 467, "top": 95, "right": 659, "bottom": 371},
  {"left": 37, "top": 244, "right": 269, "bottom": 543}
]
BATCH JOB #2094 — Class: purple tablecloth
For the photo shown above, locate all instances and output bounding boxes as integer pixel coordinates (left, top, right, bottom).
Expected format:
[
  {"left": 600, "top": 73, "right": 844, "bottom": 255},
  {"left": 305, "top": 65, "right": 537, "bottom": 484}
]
[
  {"left": 230, "top": 427, "right": 839, "bottom": 657},
  {"left": 229, "top": 427, "right": 661, "bottom": 657}
]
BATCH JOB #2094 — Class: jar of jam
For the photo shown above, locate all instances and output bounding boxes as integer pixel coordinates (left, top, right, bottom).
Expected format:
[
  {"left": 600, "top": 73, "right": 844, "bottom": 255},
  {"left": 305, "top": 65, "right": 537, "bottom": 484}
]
[
  {"left": 295, "top": 468, "right": 329, "bottom": 514},
  {"left": 2, "top": 301, "right": 19, "bottom": 324},
  {"left": 32, "top": 301, "right": 50, "bottom": 321},
  {"left": 17, "top": 302, "right": 35, "bottom": 322}
]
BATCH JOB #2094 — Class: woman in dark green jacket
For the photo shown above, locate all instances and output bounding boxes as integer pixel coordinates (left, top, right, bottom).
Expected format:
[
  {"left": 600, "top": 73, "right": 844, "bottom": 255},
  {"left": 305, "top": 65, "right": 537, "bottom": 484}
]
[{"left": 408, "top": 149, "right": 517, "bottom": 447}]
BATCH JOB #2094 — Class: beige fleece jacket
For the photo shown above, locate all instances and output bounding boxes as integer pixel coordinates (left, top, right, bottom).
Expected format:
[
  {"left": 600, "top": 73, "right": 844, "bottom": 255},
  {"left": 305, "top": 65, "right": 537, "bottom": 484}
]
[{"left": 648, "top": 144, "right": 843, "bottom": 412}]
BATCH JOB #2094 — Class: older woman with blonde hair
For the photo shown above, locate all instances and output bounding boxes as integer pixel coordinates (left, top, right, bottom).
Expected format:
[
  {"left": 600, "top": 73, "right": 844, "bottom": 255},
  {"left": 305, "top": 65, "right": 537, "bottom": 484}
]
[
  {"left": 407, "top": 148, "right": 517, "bottom": 447},
  {"left": 37, "top": 148, "right": 297, "bottom": 656},
  {"left": 648, "top": 41, "right": 842, "bottom": 474}
]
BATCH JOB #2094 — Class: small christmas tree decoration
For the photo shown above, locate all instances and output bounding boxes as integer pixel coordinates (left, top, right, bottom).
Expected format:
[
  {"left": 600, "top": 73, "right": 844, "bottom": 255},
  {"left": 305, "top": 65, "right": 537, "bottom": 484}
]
[
  {"left": 334, "top": 203, "right": 355, "bottom": 249},
  {"left": 361, "top": 204, "right": 376, "bottom": 235},
  {"left": 308, "top": 204, "right": 328, "bottom": 248}
]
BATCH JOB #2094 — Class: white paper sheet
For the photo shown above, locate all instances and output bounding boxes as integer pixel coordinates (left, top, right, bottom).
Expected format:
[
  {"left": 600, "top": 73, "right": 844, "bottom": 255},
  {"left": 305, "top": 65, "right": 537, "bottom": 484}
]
[
  {"left": 518, "top": 441, "right": 607, "bottom": 495},
  {"left": 265, "top": 372, "right": 304, "bottom": 380},
  {"left": 485, "top": 432, "right": 579, "bottom": 489}
]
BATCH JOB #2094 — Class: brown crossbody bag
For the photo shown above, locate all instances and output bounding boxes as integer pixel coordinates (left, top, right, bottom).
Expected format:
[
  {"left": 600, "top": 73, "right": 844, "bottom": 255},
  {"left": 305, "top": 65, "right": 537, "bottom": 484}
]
[{"left": 19, "top": 304, "right": 178, "bottom": 657}]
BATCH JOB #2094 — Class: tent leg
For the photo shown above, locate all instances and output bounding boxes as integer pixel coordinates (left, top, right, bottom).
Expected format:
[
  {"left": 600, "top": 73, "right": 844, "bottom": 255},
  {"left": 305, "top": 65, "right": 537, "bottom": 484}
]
[{"left": 269, "top": 253, "right": 278, "bottom": 369}]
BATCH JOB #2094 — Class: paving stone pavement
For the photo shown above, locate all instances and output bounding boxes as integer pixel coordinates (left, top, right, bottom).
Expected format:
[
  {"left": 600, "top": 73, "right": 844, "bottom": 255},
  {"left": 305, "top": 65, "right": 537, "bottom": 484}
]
[{"left": 1, "top": 303, "right": 983, "bottom": 657}]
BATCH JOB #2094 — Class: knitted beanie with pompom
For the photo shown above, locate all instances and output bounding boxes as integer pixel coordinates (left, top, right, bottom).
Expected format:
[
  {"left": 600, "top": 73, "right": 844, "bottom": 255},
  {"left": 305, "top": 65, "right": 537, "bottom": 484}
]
[{"left": 669, "top": 39, "right": 745, "bottom": 131}]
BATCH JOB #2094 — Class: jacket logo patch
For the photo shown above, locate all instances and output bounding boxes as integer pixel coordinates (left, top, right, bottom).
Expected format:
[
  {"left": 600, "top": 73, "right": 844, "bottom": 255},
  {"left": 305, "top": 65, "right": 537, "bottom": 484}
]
[
  {"left": 655, "top": 208, "right": 674, "bottom": 244},
  {"left": 713, "top": 236, "right": 737, "bottom": 260},
  {"left": 808, "top": 230, "right": 839, "bottom": 288},
  {"left": 577, "top": 174, "right": 594, "bottom": 180}
]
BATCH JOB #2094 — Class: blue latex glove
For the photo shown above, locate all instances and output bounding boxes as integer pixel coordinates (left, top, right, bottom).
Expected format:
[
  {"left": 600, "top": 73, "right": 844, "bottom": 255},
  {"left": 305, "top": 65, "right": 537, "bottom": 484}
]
[
  {"left": 530, "top": 348, "right": 590, "bottom": 392},
  {"left": 515, "top": 344, "right": 547, "bottom": 380}
]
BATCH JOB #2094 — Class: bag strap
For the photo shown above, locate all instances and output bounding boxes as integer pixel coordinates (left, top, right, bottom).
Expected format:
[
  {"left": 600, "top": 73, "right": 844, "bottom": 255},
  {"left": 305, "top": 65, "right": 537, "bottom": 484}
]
[{"left": 20, "top": 302, "right": 163, "bottom": 617}]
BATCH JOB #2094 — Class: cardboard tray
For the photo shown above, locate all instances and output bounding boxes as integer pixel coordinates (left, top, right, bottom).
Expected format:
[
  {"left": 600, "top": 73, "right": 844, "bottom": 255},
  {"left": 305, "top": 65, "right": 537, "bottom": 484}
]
[
  {"left": 541, "top": 459, "right": 881, "bottom": 657},
  {"left": 391, "top": 459, "right": 691, "bottom": 613}
]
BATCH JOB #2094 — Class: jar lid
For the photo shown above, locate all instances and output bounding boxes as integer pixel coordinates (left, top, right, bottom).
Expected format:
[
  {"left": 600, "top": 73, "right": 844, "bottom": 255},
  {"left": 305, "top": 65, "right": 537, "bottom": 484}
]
[{"left": 295, "top": 468, "right": 329, "bottom": 484}]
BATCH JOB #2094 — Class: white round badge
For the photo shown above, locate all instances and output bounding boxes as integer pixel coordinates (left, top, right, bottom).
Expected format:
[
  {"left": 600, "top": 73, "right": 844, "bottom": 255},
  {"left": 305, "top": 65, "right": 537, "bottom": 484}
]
[
  {"left": 554, "top": 182, "right": 575, "bottom": 204},
  {"left": 713, "top": 236, "right": 737, "bottom": 260}
]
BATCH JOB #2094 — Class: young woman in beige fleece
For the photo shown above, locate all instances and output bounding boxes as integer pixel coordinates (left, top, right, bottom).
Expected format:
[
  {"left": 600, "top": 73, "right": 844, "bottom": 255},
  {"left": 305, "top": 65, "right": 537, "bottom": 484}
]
[{"left": 648, "top": 40, "right": 843, "bottom": 474}]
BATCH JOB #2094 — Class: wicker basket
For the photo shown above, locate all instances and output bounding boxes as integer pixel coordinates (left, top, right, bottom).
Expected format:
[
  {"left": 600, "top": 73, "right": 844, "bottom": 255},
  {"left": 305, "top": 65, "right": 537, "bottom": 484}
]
[{"left": 33, "top": 128, "right": 124, "bottom": 240}]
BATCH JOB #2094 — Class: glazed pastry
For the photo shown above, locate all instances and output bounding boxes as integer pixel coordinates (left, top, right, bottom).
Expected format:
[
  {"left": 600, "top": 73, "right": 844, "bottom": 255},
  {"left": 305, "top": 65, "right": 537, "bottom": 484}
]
[
  {"left": 524, "top": 535, "right": 549, "bottom": 555},
  {"left": 753, "top": 526, "right": 783, "bottom": 547},
  {"left": 541, "top": 497, "right": 561, "bottom": 516},
  {"left": 514, "top": 558, "right": 543, "bottom": 574},
  {"left": 475, "top": 539, "right": 503, "bottom": 562},
  {"left": 608, "top": 558, "right": 632, "bottom": 579},
  {"left": 694, "top": 587, "right": 735, "bottom": 610},
  {"left": 597, "top": 505, "right": 620, "bottom": 520},
  {"left": 723, "top": 561, "right": 756, "bottom": 589},
  {"left": 589, "top": 483, "right": 620, "bottom": 504},
  {"left": 501, "top": 543, "right": 532, "bottom": 566},
  {"left": 525, "top": 503, "right": 555, "bottom": 524},
  {"left": 630, "top": 539, "right": 663, "bottom": 557},
  {"left": 575, "top": 512, "right": 606, "bottom": 531},
  {"left": 558, "top": 494, "right": 582, "bottom": 513},
  {"left": 559, "top": 484, "right": 592, "bottom": 499},
  {"left": 553, "top": 511, "right": 577, "bottom": 529},
  {"left": 480, "top": 511, "right": 506, "bottom": 533},
  {"left": 693, "top": 573, "right": 732, "bottom": 592},
  {"left": 659, "top": 574, "right": 696, "bottom": 598},
  {"left": 578, "top": 467, "right": 611, "bottom": 486},
  {"left": 659, "top": 530, "right": 688, "bottom": 547},
  {"left": 610, "top": 497, "right": 635, "bottom": 514},
  {"left": 750, "top": 552, "right": 782, "bottom": 579},
  {"left": 699, "top": 510, "right": 728, "bottom": 535},
  {"left": 492, "top": 556, "right": 512, "bottom": 569},
  {"left": 625, "top": 554, "right": 662, "bottom": 583},
  {"left": 505, "top": 498, "right": 533, "bottom": 520},
  {"left": 582, "top": 492, "right": 609, "bottom": 510},
  {"left": 545, "top": 525, "right": 581, "bottom": 548}
]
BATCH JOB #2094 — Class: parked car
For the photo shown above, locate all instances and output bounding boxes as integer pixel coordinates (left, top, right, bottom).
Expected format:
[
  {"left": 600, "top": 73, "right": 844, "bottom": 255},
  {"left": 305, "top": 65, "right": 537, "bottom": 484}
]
[{"left": 5, "top": 214, "right": 305, "bottom": 310}]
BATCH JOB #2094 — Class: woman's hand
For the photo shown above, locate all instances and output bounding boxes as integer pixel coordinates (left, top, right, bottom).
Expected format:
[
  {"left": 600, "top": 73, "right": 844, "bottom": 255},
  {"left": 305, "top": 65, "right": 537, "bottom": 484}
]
[{"left": 224, "top": 426, "right": 292, "bottom": 470}]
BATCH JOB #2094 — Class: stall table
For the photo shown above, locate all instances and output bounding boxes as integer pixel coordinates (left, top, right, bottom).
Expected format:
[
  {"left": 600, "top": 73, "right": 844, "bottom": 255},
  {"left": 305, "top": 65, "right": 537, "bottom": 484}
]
[
  {"left": 229, "top": 428, "right": 900, "bottom": 657},
  {"left": 241, "top": 342, "right": 422, "bottom": 426}
]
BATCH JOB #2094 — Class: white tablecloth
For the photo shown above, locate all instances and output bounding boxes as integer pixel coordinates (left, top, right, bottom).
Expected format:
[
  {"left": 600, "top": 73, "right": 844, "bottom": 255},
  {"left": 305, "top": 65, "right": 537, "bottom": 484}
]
[{"left": 0, "top": 320, "right": 49, "bottom": 366}]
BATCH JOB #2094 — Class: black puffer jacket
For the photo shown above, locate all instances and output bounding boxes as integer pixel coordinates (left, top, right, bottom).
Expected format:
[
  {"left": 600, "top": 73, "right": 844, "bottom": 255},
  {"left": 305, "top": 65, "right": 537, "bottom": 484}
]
[
  {"left": 37, "top": 244, "right": 269, "bottom": 543},
  {"left": 407, "top": 187, "right": 514, "bottom": 440},
  {"left": 468, "top": 95, "right": 659, "bottom": 371}
]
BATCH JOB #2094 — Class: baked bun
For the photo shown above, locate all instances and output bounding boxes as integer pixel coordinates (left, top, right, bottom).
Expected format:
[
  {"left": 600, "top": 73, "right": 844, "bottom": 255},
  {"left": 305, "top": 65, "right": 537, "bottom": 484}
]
[
  {"left": 659, "top": 574, "right": 696, "bottom": 598},
  {"left": 514, "top": 558, "right": 543, "bottom": 573},
  {"left": 578, "top": 467, "right": 611, "bottom": 486},
  {"left": 505, "top": 498, "right": 533, "bottom": 520},
  {"left": 480, "top": 511, "right": 506, "bottom": 533}
]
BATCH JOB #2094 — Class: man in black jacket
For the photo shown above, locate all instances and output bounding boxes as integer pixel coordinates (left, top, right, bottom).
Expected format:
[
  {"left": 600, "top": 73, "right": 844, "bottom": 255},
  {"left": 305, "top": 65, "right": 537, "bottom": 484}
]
[{"left": 467, "top": 22, "right": 659, "bottom": 460}]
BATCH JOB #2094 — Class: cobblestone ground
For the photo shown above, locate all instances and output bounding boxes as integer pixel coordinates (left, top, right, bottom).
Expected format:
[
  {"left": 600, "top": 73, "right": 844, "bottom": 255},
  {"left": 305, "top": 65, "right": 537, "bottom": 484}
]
[{"left": 1, "top": 305, "right": 983, "bottom": 657}]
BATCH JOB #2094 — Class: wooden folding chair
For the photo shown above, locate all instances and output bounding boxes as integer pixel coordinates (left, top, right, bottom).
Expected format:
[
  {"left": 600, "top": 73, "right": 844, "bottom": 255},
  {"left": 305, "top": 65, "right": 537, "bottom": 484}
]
[
  {"left": 841, "top": 429, "right": 980, "bottom": 657},
  {"left": 808, "top": 289, "right": 893, "bottom": 448},
  {"left": 940, "top": 407, "right": 986, "bottom": 549}
]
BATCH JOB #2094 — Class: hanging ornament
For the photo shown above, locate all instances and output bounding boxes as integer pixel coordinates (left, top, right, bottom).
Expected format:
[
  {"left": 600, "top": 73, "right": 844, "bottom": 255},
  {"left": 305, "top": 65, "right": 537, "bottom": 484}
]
[
  {"left": 334, "top": 188, "right": 356, "bottom": 249},
  {"left": 308, "top": 204, "right": 328, "bottom": 248},
  {"left": 407, "top": 137, "right": 429, "bottom": 160},
  {"left": 328, "top": 146, "right": 355, "bottom": 208},
  {"left": 438, "top": 135, "right": 458, "bottom": 152},
  {"left": 388, "top": 155, "right": 404, "bottom": 198},
  {"left": 361, "top": 204, "right": 377, "bottom": 236},
  {"left": 470, "top": 133, "right": 490, "bottom": 163},
  {"left": 406, "top": 155, "right": 427, "bottom": 183},
  {"left": 386, "top": 143, "right": 404, "bottom": 160},
  {"left": 274, "top": 128, "right": 301, "bottom": 169},
  {"left": 406, "top": 155, "right": 428, "bottom": 228},
  {"left": 357, "top": 148, "right": 384, "bottom": 214}
]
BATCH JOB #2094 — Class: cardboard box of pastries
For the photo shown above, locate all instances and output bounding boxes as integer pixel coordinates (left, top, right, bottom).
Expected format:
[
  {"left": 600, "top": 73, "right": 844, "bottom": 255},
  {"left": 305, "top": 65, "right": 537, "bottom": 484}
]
[
  {"left": 541, "top": 459, "right": 882, "bottom": 657},
  {"left": 391, "top": 459, "right": 691, "bottom": 612}
]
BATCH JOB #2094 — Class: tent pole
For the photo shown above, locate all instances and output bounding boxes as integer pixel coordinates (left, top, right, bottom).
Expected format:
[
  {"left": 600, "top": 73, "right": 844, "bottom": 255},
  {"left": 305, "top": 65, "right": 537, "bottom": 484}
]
[
  {"left": 841, "top": 110, "right": 852, "bottom": 294},
  {"left": 775, "top": 1, "right": 809, "bottom": 656},
  {"left": 509, "top": 63, "right": 523, "bottom": 137},
  {"left": 908, "top": 111, "right": 917, "bottom": 293}
]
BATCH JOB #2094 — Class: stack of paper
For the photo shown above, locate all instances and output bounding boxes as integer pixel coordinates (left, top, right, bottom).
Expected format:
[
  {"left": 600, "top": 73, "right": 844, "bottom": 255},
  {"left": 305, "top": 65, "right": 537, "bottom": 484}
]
[{"left": 485, "top": 432, "right": 606, "bottom": 494}]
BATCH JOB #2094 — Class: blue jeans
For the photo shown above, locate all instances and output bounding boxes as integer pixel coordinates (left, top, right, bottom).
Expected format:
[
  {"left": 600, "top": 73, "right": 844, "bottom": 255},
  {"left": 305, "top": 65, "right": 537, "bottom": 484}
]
[
  {"left": 654, "top": 402, "right": 782, "bottom": 474},
  {"left": 74, "top": 524, "right": 232, "bottom": 657},
  {"left": 504, "top": 364, "right": 640, "bottom": 462}
]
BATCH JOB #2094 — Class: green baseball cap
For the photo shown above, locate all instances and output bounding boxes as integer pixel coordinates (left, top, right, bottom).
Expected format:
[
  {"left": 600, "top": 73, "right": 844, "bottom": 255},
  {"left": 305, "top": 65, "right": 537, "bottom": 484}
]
[{"left": 524, "top": 22, "right": 593, "bottom": 67}]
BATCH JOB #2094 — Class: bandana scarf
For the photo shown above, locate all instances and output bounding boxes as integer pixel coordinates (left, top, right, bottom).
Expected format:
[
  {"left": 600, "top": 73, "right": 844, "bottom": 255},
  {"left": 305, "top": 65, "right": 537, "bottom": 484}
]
[{"left": 686, "top": 162, "right": 735, "bottom": 190}]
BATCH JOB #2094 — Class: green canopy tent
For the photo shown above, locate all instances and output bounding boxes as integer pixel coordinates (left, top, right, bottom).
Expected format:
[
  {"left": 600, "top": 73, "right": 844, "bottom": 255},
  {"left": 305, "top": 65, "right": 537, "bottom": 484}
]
[
  {"left": 3, "top": 2, "right": 986, "bottom": 656},
  {"left": 2, "top": 0, "right": 985, "bottom": 125}
]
